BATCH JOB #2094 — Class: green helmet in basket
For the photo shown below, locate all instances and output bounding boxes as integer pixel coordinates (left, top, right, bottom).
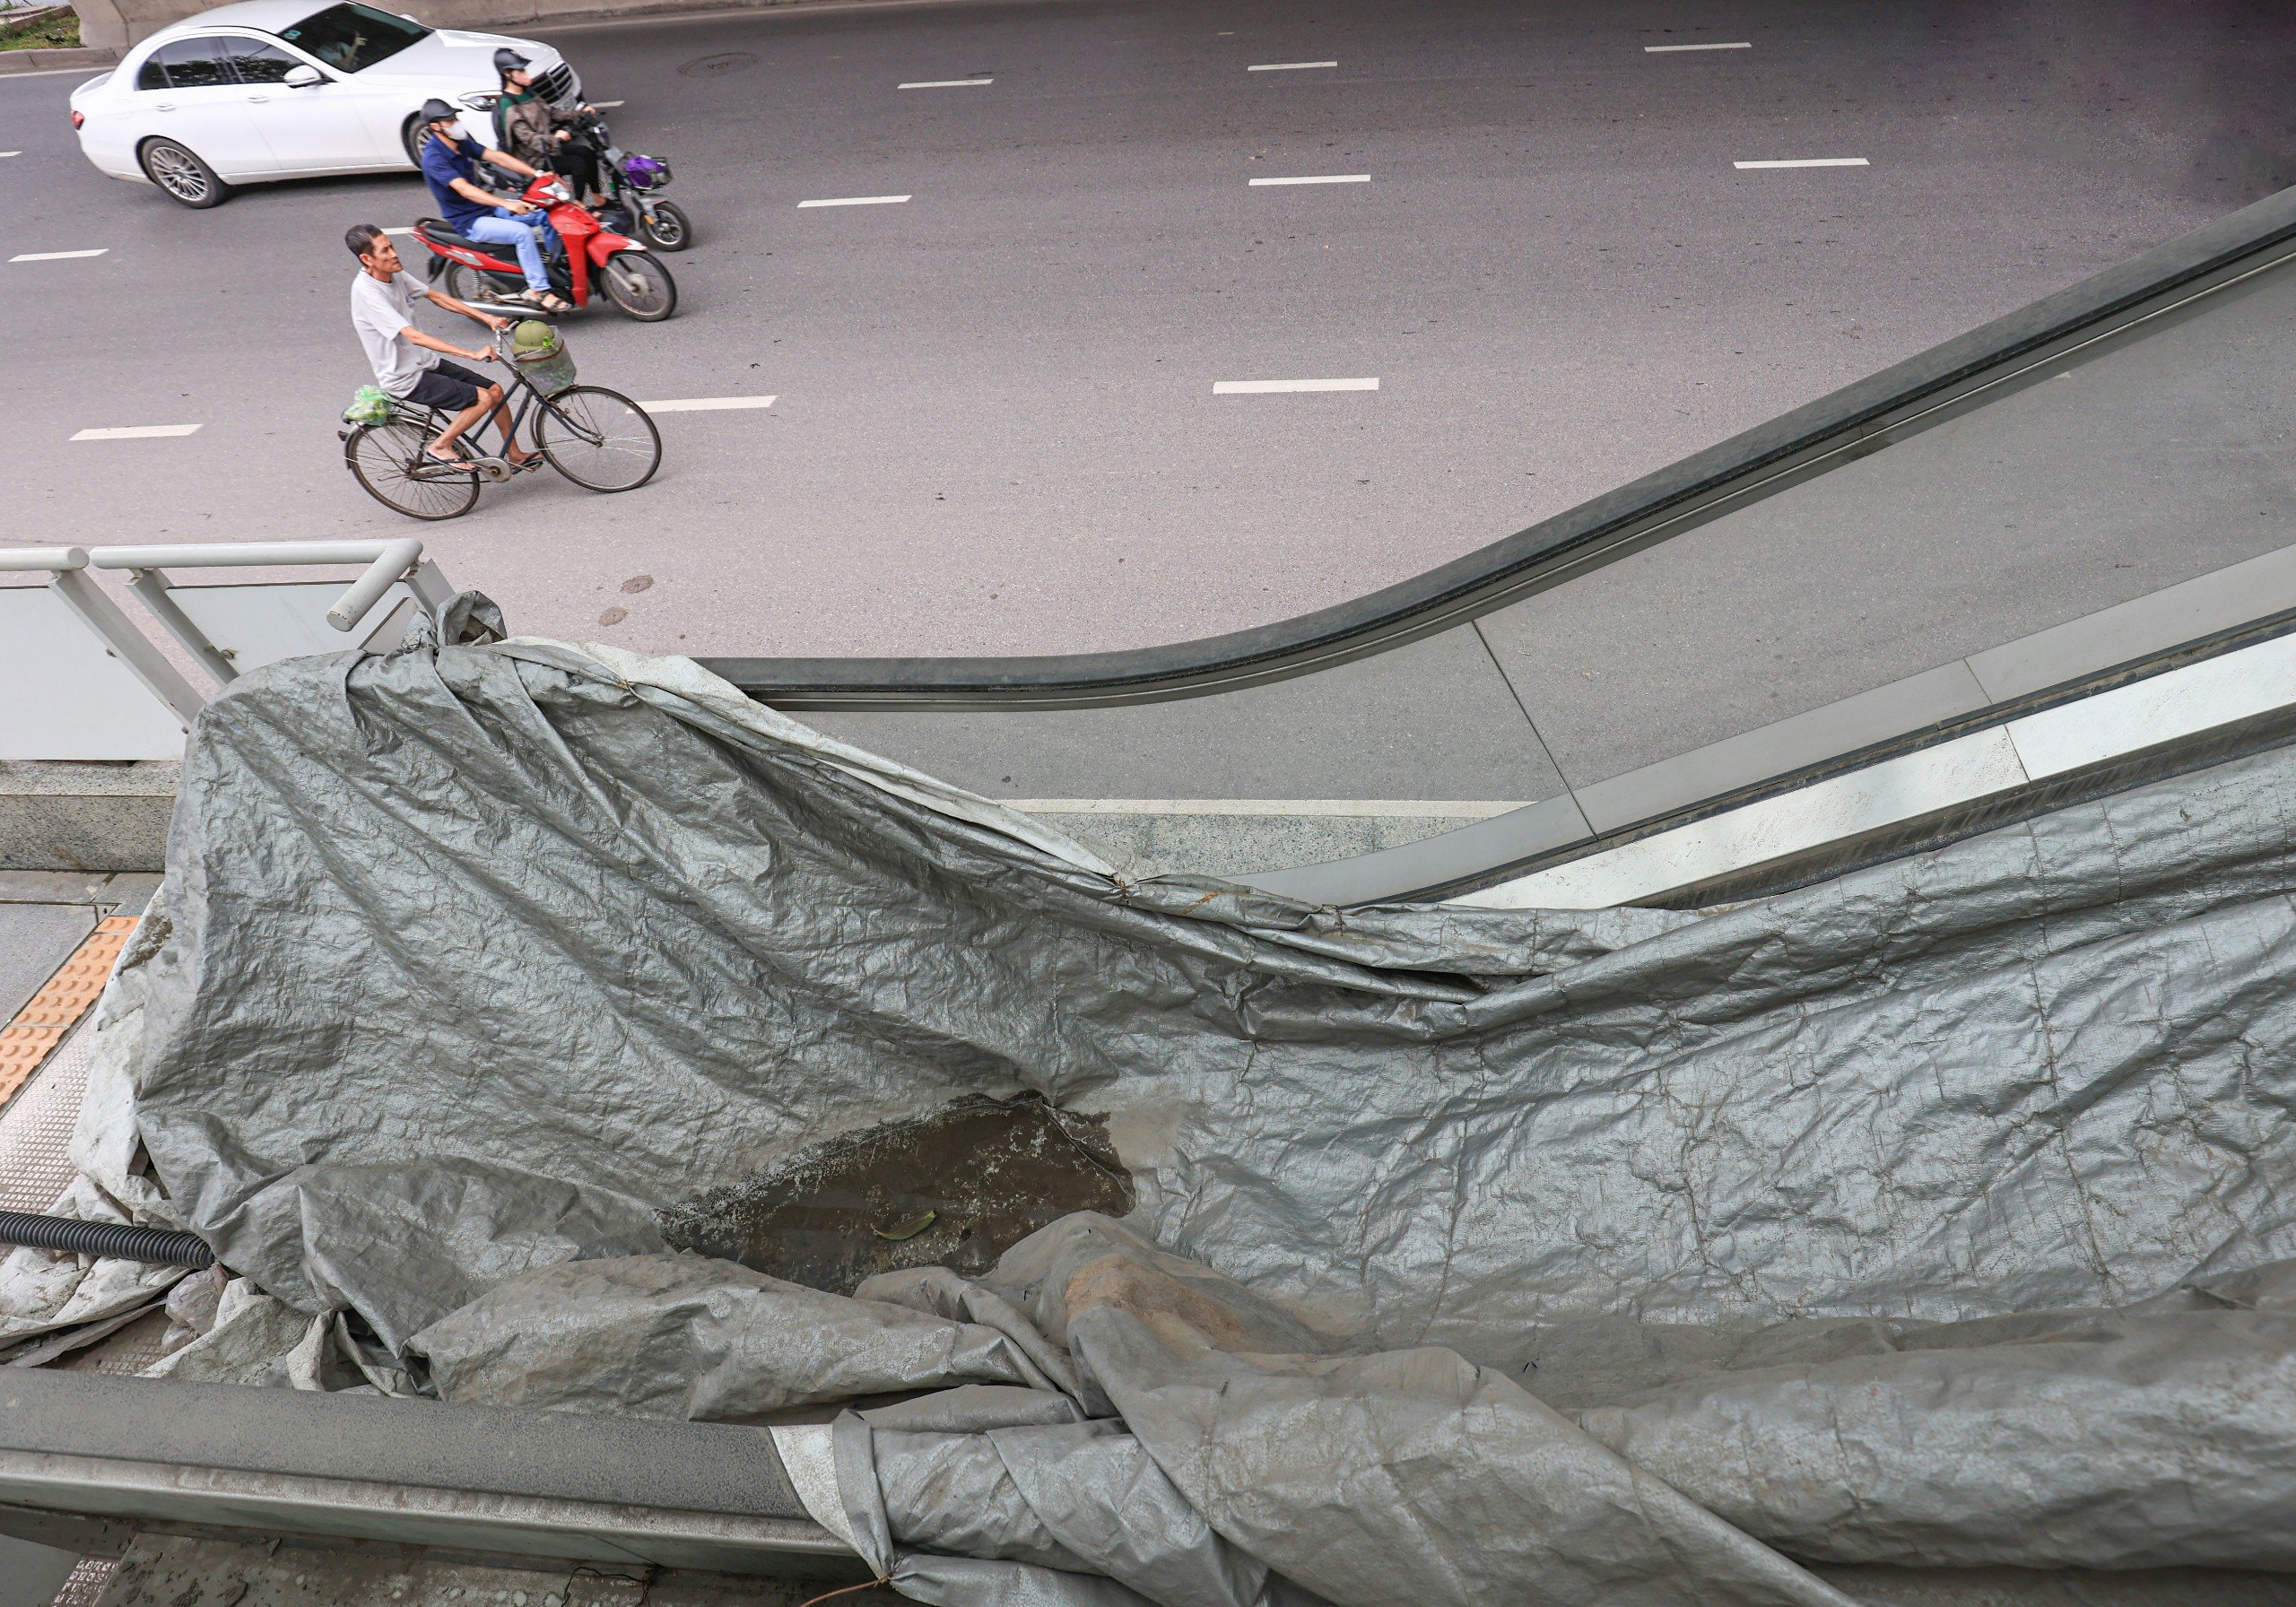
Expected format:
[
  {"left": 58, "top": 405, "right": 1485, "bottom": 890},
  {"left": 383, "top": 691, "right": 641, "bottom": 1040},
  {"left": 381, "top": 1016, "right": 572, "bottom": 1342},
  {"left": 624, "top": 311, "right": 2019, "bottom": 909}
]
[{"left": 510, "top": 319, "right": 561, "bottom": 357}]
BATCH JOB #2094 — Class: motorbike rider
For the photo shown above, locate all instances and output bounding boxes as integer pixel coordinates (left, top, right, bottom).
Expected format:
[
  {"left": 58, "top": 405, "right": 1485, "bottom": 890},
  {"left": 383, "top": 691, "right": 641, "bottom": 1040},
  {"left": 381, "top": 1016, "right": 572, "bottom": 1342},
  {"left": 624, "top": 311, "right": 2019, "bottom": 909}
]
[
  {"left": 415, "top": 98, "right": 571, "bottom": 315},
  {"left": 345, "top": 222, "right": 539, "bottom": 473},
  {"left": 491, "top": 48, "right": 603, "bottom": 206}
]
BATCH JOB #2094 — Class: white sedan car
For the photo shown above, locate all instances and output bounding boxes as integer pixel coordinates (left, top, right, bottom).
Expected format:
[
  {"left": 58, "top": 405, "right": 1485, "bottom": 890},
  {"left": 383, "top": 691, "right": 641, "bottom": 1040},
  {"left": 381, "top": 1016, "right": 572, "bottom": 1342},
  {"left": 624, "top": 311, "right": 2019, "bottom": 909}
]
[{"left": 68, "top": 0, "right": 579, "bottom": 208}]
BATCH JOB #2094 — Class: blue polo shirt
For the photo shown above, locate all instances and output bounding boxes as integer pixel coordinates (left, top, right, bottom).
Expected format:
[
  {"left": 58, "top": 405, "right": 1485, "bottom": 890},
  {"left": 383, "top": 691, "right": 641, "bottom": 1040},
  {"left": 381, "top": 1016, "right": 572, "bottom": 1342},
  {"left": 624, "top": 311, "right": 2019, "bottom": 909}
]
[{"left": 420, "top": 132, "right": 495, "bottom": 233}]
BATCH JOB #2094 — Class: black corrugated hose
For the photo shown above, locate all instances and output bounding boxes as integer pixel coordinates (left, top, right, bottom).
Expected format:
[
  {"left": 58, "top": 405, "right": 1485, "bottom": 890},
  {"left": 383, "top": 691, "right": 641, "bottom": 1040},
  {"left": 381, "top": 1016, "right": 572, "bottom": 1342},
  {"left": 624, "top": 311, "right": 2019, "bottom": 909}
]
[{"left": 0, "top": 1211, "right": 213, "bottom": 1268}]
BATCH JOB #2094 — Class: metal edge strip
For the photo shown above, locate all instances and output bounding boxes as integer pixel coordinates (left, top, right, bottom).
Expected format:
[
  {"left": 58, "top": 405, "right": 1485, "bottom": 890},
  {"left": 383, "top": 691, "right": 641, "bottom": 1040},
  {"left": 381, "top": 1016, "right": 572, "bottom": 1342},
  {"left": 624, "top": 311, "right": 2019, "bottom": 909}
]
[
  {"left": 0, "top": 1450, "right": 848, "bottom": 1570},
  {"left": 1449, "top": 629, "right": 2296, "bottom": 910},
  {"left": 1239, "top": 560, "right": 2296, "bottom": 906}
]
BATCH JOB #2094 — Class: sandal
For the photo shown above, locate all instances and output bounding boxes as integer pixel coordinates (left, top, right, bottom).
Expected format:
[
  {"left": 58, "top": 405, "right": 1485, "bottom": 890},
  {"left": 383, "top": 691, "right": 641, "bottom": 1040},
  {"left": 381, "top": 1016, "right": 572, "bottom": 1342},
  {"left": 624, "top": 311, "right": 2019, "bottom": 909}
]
[{"left": 416, "top": 450, "right": 473, "bottom": 478}]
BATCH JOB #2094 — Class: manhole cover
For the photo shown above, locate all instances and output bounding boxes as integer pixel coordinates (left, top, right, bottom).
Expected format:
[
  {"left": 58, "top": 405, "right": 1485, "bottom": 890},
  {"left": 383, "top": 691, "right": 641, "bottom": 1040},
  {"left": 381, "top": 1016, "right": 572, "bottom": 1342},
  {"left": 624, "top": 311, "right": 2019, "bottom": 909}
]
[{"left": 678, "top": 50, "right": 758, "bottom": 77}]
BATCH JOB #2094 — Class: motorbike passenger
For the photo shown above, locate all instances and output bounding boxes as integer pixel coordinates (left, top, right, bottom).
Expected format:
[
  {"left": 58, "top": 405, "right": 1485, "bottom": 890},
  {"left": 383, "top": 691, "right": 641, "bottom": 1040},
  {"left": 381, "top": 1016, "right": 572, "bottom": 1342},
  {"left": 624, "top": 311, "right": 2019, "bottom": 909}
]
[
  {"left": 491, "top": 48, "right": 603, "bottom": 206},
  {"left": 415, "top": 98, "right": 571, "bottom": 315},
  {"left": 345, "top": 222, "right": 539, "bottom": 473}
]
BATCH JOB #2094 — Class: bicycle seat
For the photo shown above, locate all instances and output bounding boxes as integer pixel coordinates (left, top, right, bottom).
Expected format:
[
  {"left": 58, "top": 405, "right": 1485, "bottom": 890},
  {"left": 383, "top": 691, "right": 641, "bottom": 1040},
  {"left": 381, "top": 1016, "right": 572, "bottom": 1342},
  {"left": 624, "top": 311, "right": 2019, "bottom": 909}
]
[{"left": 413, "top": 218, "right": 485, "bottom": 252}]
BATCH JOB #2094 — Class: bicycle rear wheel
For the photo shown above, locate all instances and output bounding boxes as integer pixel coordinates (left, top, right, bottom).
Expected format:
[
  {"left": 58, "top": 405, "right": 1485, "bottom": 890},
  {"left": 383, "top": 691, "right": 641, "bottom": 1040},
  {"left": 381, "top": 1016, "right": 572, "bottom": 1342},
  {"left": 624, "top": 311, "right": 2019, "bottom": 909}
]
[
  {"left": 535, "top": 386, "right": 662, "bottom": 491},
  {"left": 346, "top": 421, "right": 480, "bottom": 520}
]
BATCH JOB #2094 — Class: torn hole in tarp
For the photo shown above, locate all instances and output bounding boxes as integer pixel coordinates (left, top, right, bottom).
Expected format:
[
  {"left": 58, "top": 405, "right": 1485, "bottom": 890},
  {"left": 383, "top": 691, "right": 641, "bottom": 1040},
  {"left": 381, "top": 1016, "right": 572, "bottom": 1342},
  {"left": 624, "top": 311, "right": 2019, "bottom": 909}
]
[{"left": 659, "top": 1096, "right": 1135, "bottom": 1292}]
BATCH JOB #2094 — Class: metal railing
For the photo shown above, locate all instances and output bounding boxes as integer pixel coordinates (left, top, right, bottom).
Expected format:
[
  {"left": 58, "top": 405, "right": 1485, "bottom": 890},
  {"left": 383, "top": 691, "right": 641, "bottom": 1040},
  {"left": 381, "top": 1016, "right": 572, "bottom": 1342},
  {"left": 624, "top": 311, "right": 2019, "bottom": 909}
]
[{"left": 0, "top": 539, "right": 455, "bottom": 741}]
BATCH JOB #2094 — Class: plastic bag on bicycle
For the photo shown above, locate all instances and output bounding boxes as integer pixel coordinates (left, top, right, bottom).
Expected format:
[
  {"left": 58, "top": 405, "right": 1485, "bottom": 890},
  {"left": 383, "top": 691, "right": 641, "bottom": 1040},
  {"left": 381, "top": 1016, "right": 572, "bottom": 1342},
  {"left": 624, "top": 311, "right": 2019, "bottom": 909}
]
[{"left": 344, "top": 384, "right": 396, "bottom": 425}]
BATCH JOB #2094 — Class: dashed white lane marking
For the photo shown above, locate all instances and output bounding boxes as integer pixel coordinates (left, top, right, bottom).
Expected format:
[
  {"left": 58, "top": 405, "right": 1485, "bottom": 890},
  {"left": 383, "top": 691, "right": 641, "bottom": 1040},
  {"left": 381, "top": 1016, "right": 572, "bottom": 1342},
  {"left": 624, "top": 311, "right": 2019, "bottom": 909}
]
[
  {"left": 900, "top": 78, "right": 992, "bottom": 88},
  {"left": 1646, "top": 41, "right": 1751, "bottom": 52},
  {"left": 1249, "top": 174, "right": 1369, "bottom": 186},
  {"left": 640, "top": 395, "right": 778, "bottom": 413},
  {"left": 1248, "top": 60, "right": 1337, "bottom": 71},
  {"left": 72, "top": 424, "right": 200, "bottom": 440},
  {"left": 12, "top": 248, "right": 107, "bottom": 262},
  {"left": 798, "top": 194, "right": 912, "bottom": 207},
  {"left": 1213, "top": 378, "right": 1378, "bottom": 395},
  {"left": 382, "top": 227, "right": 416, "bottom": 235},
  {"left": 594, "top": 100, "right": 626, "bottom": 107},
  {"left": 1735, "top": 157, "right": 1868, "bottom": 169},
  {"left": 0, "top": 152, "right": 20, "bottom": 158}
]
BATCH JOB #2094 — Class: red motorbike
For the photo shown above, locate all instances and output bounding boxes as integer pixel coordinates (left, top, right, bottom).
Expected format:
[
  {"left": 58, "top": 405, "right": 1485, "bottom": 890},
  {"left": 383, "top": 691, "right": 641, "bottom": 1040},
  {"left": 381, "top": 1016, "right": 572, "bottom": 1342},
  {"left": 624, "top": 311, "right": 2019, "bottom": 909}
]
[{"left": 413, "top": 172, "right": 678, "bottom": 322}]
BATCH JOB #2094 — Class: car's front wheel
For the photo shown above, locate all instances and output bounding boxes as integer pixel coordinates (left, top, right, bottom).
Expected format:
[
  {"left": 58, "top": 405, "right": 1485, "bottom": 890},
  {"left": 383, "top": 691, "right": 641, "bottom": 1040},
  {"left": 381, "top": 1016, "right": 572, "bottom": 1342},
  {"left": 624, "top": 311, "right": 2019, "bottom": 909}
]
[
  {"left": 139, "top": 138, "right": 231, "bottom": 208},
  {"left": 401, "top": 115, "right": 430, "bottom": 168}
]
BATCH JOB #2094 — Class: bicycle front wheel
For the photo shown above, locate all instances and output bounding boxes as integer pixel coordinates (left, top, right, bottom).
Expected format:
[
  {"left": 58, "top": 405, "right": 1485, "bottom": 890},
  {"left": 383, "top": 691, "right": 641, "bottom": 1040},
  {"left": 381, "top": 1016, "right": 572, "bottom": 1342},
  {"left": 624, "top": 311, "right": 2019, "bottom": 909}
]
[
  {"left": 346, "top": 421, "right": 479, "bottom": 520},
  {"left": 535, "top": 386, "right": 662, "bottom": 492}
]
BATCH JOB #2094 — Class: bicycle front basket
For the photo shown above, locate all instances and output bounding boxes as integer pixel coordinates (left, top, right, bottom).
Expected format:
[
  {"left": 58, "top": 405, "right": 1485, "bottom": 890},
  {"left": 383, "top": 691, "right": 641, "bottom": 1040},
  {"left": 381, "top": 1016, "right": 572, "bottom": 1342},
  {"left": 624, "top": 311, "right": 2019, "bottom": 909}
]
[{"left": 509, "top": 321, "right": 578, "bottom": 395}]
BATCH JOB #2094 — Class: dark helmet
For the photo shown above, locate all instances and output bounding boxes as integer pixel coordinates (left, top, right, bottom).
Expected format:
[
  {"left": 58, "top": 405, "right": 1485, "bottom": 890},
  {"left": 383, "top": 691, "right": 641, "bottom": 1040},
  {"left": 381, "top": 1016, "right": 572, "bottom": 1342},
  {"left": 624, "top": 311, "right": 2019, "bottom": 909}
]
[
  {"left": 492, "top": 47, "right": 530, "bottom": 75},
  {"left": 419, "top": 97, "right": 457, "bottom": 125}
]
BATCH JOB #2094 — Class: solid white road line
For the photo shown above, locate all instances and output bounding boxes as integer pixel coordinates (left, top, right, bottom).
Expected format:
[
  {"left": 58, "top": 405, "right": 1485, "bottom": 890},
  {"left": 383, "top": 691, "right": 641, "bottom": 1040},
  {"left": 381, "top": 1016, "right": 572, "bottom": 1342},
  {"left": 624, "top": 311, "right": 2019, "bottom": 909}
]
[
  {"left": 1248, "top": 60, "right": 1336, "bottom": 71},
  {"left": 12, "top": 248, "right": 107, "bottom": 262},
  {"left": 1645, "top": 41, "right": 1751, "bottom": 52},
  {"left": 640, "top": 395, "right": 778, "bottom": 413},
  {"left": 798, "top": 195, "right": 911, "bottom": 207},
  {"left": 72, "top": 425, "right": 200, "bottom": 440},
  {"left": 1249, "top": 174, "right": 1369, "bottom": 186},
  {"left": 1735, "top": 157, "right": 1868, "bottom": 169},
  {"left": 1213, "top": 378, "right": 1378, "bottom": 395},
  {"left": 900, "top": 77, "right": 991, "bottom": 88}
]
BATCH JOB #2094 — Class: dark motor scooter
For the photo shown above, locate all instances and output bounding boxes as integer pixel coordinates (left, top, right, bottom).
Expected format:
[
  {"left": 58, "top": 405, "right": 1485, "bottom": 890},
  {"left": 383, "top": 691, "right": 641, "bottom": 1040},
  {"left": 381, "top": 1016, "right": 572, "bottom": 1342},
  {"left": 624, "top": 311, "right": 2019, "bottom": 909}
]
[
  {"left": 413, "top": 171, "right": 677, "bottom": 321},
  {"left": 570, "top": 109, "right": 693, "bottom": 252}
]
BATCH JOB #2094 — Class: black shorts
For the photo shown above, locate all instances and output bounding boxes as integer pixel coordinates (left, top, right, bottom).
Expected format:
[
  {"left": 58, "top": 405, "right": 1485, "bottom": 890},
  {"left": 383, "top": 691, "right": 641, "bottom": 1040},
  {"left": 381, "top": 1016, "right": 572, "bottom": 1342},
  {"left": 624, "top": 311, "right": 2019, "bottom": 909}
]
[{"left": 403, "top": 359, "right": 490, "bottom": 413}]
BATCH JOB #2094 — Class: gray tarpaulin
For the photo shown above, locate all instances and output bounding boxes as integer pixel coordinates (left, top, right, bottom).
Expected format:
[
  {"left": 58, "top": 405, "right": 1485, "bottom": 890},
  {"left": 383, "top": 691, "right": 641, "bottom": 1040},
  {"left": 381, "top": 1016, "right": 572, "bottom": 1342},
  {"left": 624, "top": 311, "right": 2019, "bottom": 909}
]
[{"left": 88, "top": 632, "right": 2296, "bottom": 1597}]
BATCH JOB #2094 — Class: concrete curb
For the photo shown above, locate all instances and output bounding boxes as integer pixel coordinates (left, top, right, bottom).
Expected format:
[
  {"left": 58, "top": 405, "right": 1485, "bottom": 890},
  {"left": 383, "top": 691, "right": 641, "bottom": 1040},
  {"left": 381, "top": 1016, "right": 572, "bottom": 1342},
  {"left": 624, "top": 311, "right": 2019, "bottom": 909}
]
[
  {"left": 65, "top": 0, "right": 985, "bottom": 57},
  {"left": 0, "top": 762, "right": 175, "bottom": 873},
  {"left": 0, "top": 43, "right": 117, "bottom": 74}
]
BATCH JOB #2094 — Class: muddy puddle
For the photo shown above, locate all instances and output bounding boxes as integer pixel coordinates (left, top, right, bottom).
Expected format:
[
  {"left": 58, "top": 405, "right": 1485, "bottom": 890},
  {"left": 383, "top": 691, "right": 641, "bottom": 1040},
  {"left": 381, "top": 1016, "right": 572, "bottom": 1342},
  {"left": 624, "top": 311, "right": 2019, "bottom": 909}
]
[{"left": 658, "top": 1096, "right": 1135, "bottom": 1291}]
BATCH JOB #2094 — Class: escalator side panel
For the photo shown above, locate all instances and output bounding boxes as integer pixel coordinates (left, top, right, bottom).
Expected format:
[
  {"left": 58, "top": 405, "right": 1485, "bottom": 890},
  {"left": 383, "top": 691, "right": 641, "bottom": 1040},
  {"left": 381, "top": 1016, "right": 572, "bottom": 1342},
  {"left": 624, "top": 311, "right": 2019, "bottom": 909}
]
[
  {"left": 1476, "top": 259, "right": 2296, "bottom": 797},
  {"left": 803, "top": 622, "right": 1561, "bottom": 805}
]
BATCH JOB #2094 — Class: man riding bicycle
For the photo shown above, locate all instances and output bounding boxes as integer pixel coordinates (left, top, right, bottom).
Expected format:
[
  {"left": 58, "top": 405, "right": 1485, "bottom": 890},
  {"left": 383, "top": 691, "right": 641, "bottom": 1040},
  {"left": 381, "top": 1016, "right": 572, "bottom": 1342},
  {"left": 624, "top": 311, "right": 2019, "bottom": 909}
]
[
  {"left": 346, "top": 222, "right": 539, "bottom": 473},
  {"left": 415, "top": 98, "right": 572, "bottom": 315}
]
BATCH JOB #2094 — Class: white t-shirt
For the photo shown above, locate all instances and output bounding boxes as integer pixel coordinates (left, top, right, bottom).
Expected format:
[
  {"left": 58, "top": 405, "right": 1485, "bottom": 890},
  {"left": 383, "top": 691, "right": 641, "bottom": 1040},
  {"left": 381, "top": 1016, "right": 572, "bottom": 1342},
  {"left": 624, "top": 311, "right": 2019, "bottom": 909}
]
[{"left": 350, "top": 268, "right": 440, "bottom": 398}]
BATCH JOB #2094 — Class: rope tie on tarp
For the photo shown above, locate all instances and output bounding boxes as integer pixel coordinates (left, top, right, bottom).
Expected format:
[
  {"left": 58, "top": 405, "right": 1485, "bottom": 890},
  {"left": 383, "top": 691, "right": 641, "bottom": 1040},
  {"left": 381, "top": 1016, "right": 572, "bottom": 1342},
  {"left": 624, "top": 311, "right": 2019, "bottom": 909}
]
[{"left": 0, "top": 1211, "right": 214, "bottom": 1268}]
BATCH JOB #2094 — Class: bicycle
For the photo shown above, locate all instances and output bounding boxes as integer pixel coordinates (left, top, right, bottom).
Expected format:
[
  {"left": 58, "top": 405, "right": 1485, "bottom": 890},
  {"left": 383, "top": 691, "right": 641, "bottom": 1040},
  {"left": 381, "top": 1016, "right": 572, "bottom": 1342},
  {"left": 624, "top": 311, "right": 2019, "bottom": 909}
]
[{"left": 340, "top": 326, "right": 662, "bottom": 521}]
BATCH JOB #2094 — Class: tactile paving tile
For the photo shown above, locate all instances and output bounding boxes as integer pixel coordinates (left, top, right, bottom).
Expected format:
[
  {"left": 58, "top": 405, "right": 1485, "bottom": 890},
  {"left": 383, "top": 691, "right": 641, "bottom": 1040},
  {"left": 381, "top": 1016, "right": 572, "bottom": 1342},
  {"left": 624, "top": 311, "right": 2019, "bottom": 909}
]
[
  {"left": 60, "top": 1307, "right": 177, "bottom": 1377},
  {"left": 0, "top": 1023, "right": 92, "bottom": 1215},
  {"left": 0, "top": 916, "right": 135, "bottom": 1108}
]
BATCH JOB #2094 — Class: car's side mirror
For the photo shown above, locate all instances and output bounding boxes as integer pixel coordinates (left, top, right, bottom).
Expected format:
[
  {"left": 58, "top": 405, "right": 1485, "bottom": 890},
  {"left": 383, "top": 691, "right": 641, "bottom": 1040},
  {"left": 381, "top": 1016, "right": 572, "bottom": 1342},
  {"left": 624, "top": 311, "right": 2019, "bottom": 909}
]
[{"left": 283, "top": 64, "right": 323, "bottom": 87}]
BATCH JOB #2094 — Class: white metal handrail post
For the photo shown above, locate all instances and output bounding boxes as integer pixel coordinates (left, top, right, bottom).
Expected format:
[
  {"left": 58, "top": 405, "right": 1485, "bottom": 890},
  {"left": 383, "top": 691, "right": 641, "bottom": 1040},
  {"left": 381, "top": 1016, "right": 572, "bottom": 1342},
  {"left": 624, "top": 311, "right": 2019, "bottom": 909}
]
[
  {"left": 85, "top": 540, "right": 439, "bottom": 674},
  {"left": 124, "top": 569, "right": 238, "bottom": 684},
  {"left": 0, "top": 547, "right": 207, "bottom": 727}
]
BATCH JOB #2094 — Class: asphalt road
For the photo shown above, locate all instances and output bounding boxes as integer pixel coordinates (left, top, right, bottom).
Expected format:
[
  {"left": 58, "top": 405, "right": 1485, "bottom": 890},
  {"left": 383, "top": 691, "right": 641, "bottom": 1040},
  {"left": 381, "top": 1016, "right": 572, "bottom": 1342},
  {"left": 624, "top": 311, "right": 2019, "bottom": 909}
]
[{"left": 1, "top": 0, "right": 2292, "bottom": 659}]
